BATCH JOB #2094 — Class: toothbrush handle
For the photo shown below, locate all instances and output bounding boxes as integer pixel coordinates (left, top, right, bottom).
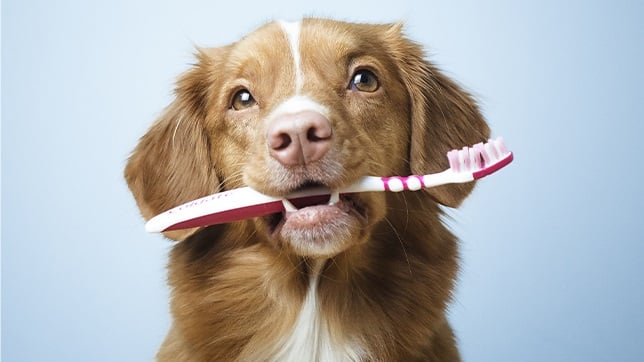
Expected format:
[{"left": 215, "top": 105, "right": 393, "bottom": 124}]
[
  {"left": 147, "top": 171, "right": 469, "bottom": 233},
  {"left": 340, "top": 171, "right": 467, "bottom": 194},
  {"left": 380, "top": 175, "right": 428, "bottom": 192}
]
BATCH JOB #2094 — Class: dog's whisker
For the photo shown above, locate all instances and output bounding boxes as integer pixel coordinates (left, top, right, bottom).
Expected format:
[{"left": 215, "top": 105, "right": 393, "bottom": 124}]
[
  {"left": 171, "top": 115, "right": 185, "bottom": 150},
  {"left": 219, "top": 170, "right": 246, "bottom": 189},
  {"left": 383, "top": 216, "right": 413, "bottom": 276}
]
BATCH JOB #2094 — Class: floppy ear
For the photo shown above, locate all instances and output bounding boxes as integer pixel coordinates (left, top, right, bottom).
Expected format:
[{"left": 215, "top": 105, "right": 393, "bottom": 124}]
[
  {"left": 125, "top": 49, "right": 223, "bottom": 241},
  {"left": 387, "top": 25, "right": 490, "bottom": 207}
]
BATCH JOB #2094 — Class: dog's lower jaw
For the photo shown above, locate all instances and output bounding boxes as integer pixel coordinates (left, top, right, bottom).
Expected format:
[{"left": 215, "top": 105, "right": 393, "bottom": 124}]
[
  {"left": 280, "top": 206, "right": 365, "bottom": 258},
  {"left": 270, "top": 195, "right": 384, "bottom": 258},
  {"left": 265, "top": 193, "right": 378, "bottom": 258}
]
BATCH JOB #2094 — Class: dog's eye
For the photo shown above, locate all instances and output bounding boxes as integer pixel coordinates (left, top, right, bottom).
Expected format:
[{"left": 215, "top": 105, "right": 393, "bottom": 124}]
[
  {"left": 349, "top": 69, "right": 379, "bottom": 92},
  {"left": 231, "top": 89, "right": 257, "bottom": 110}
]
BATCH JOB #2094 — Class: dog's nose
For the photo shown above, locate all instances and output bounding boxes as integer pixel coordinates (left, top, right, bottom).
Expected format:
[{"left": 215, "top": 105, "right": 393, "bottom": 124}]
[{"left": 267, "top": 111, "right": 332, "bottom": 166}]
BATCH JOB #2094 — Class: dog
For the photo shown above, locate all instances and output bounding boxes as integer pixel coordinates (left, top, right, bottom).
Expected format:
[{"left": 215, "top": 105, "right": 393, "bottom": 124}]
[{"left": 125, "top": 18, "right": 489, "bottom": 361}]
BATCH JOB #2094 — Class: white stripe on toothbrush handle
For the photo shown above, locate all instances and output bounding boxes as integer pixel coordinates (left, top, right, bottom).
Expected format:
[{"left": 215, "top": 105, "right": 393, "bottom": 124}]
[
  {"left": 338, "top": 169, "right": 475, "bottom": 196},
  {"left": 385, "top": 171, "right": 474, "bottom": 192},
  {"left": 381, "top": 175, "right": 424, "bottom": 192},
  {"left": 338, "top": 176, "right": 387, "bottom": 194}
]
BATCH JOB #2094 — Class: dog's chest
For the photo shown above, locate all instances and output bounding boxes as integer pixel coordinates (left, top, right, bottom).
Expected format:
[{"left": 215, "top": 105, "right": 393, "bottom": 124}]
[{"left": 272, "top": 262, "right": 364, "bottom": 362}]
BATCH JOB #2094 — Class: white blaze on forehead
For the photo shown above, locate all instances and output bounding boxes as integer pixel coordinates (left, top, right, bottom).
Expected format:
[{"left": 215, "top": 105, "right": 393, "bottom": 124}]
[
  {"left": 278, "top": 20, "right": 303, "bottom": 94},
  {"left": 268, "top": 95, "right": 330, "bottom": 121}
]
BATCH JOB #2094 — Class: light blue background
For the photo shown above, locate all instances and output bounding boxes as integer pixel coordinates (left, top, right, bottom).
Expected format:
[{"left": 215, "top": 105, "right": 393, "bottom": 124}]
[{"left": 3, "top": 0, "right": 643, "bottom": 361}]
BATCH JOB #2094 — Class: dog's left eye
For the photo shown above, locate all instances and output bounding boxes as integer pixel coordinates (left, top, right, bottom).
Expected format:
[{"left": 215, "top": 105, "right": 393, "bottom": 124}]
[
  {"left": 231, "top": 89, "right": 257, "bottom": 110},
  {"left": 349, "top": 69, "right": 379, "bottom": 92}
]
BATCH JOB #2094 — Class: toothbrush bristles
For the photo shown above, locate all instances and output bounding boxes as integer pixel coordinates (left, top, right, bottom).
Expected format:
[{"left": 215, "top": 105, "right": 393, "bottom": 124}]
[{"left": 447, "top": 137, "right": 511, "bottom": 173}]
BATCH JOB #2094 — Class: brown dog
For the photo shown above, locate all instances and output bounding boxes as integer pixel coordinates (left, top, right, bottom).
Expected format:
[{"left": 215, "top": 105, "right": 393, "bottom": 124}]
[{"left": 126, "top": 18, "right": 489, "bottom": 361}]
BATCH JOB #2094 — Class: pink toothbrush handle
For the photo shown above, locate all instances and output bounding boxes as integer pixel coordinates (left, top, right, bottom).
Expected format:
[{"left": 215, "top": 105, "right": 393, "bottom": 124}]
[
  {"left": 163, "top": 194, "right": 335, "bottom": 231},
  {"left": 164, "top": 200, "right": 283, "bottom": 231}
]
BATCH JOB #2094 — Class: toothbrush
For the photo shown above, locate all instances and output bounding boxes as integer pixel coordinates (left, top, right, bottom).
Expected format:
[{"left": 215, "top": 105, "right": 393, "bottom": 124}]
[{"left": 145, "top": 137, "right": 513, "bottom": 233}]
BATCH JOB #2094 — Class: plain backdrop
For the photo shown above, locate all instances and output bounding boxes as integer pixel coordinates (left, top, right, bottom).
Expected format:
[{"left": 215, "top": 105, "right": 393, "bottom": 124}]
[{"left": 3, "top": 0, "right": 643, "bottom": 361}]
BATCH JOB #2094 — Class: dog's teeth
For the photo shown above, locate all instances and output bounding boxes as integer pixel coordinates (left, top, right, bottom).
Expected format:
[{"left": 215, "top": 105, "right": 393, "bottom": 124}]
[
  {"left": 282, "top": 198, "right": 298, "bottom": 212},
  {"left": 328, "top": 190, "right": 340, "bottom": 205}
]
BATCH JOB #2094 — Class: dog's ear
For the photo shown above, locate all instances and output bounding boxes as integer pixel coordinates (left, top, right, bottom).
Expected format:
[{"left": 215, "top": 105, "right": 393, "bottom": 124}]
[
  {"left": 125, "top": 49, "right": 224, "bottom": 241},
  {"left": 386, "top": 24, "right": 490, "bottom": 207}
]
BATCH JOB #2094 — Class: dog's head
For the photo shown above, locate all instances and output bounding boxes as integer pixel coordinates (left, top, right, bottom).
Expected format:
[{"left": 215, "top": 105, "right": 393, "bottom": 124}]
[{"left": 125, "top": 18, "right": 489, "bottom": 257}]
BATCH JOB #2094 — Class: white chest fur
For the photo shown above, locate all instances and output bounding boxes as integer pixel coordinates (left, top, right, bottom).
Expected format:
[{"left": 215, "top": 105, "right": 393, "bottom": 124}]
[{"left": 272, "top": 260, "right": 364, "bottom": 362}]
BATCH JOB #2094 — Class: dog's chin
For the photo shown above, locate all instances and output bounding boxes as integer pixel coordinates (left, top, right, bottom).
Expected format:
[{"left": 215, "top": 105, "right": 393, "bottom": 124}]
[{"left": 263, "top": 194, "right": 369, "bottom": 258}]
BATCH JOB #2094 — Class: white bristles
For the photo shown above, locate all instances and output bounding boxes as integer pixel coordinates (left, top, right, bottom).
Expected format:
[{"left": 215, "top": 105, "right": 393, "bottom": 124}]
[
  {"left": 482, "top": 142, "right": 493, "bottom": 165},
  {"left": 496, "top": 137, "right": 509, "bottom": 154},
  {"left": 447, "top": 150, "right": 460, "bottom": 172},
  {"left": 448, "top": 137, "right": 511, "bottom": 173},
  {"left": 458, "top": 148, "right": 468, "bottom": 171},
  {"left": 469, "top": 146, "right": 478, "bottom": 170}
]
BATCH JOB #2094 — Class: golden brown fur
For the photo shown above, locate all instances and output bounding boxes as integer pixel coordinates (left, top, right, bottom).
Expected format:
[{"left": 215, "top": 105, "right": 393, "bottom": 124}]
[{"left": 126, "top": 18, "right": 489, "bottom": 361}]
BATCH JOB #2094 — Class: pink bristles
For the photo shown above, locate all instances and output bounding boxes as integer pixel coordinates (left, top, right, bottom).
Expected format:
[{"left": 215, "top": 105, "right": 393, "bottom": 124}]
[
  {"left": 473, "top": 142, "right": 486, "bottom": 168},
  {"left": 447, "top": 137, "right": 513, "bottom": 178},
  {"left": 496, "top": 138, "right": 509, "bottom": 154},
  {"left": 461, "top": 146, "right": 471, "bottom": 171},
  {"left": 447, "top": 149, "right": 461, "bottom": 172}
]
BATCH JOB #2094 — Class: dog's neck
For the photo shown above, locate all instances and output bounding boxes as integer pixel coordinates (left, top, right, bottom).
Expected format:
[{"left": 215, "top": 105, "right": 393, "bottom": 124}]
[
  {"left": 306, "top": 258, "right": 326, "bottom": 284},
  {"left": 272, "top": 257, "right": 364, "bottom": 361}
]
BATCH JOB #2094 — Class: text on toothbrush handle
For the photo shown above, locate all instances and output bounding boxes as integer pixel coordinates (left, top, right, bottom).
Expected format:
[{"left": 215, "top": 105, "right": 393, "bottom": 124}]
[{"left": 167, "top": 190, "right": 234, "bottom": 214}]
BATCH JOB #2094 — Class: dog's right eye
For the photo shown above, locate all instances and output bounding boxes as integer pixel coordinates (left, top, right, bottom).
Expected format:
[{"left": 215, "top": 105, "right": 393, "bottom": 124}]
[
  {"left": 349, "top": 69, "right": 379, "bottom": 93},
  {"left": 231, "top": 89, "right": 257, "bottom": 110}
]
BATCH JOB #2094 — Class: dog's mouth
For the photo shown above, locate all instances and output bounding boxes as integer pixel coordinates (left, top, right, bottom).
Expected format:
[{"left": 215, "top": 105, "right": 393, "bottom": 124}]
[
  {"left": 263, "top": 182, "right": 369, "bottom": 257},
  {"left": 265, "top": 183, "right": 368, "bottom": 233}
]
